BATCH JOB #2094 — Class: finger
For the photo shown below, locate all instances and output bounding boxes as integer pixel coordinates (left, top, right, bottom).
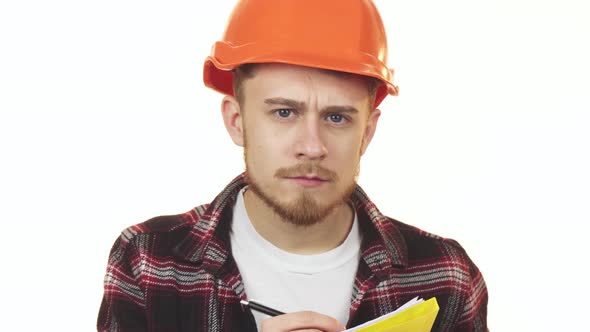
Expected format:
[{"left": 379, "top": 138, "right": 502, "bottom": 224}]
[{"left": 260, "top": 311, "right": 346, "bottom": 332}]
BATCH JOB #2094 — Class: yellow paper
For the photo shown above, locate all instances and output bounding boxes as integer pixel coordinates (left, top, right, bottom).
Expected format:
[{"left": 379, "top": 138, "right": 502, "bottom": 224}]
[{"left": 351, "top": 297, "right": 439, "bottom": 332}]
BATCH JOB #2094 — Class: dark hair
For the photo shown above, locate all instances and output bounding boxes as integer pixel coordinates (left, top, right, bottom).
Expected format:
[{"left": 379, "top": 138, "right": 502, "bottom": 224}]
[{"left": 232, "top": 63, "right": 259, "bottom": 106}]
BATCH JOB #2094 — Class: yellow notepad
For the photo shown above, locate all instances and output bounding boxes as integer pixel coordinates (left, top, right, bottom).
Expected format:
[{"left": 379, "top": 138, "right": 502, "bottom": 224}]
[{"left": 346, "top": 297, "right": 439, "bottom": 332}]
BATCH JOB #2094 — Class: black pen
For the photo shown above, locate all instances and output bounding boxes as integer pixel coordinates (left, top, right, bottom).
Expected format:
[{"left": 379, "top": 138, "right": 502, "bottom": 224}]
[{"left": 241, "top": 299, "right": 285, "bottom": 316}]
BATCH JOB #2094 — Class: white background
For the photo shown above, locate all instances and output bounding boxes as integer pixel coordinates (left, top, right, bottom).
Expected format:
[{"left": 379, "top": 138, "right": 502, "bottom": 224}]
[{"left": 1, "top": 0, "right": 589, "bottom": 330}]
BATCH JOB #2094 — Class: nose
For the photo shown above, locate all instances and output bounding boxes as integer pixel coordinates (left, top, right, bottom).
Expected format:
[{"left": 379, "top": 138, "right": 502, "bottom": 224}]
[{"left": 294, "top": 115, "right": 327, "bottom": 161}]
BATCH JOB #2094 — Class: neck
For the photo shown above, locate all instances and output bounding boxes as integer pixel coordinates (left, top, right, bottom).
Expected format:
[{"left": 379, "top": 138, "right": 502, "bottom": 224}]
[{"left": 243, "top": 189, "right": 354, "bottom": 255}]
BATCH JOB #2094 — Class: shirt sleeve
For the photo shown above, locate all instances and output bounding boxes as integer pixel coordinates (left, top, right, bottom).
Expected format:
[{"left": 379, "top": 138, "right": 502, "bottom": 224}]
[
  {"left": 455, "top": 251, "right": 489, "bottom": 331},
  {"left": 97, "top": 235, "right": 147, "bottom": 332}
]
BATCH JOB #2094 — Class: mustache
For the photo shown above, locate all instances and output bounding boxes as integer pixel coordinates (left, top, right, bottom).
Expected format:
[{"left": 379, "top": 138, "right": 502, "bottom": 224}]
[{"left": 275, "top": 163, "right": 338, "bottom": 181}]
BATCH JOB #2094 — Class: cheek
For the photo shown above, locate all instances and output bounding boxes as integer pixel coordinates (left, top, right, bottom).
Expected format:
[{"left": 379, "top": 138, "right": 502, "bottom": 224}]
[
  {"left": 252, "top": 123, "right": 297, "bottom": 156},
  {"left": 328, "top": 132, "right": 363, "bottom": 157},
  {"left": 327, "top": 141, "right": 362, "bottom": 174},
  {"left": 245, "top": 130, "right": 286, "bottom": 174}
]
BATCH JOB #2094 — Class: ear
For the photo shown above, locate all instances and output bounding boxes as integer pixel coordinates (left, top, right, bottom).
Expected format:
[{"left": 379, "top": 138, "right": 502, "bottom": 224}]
[
  {"left": 221, "top": 95, "right": 244, "bottom": 147},
  {"left": 360, "top": 108, "right": 381, "bottom": 156}
]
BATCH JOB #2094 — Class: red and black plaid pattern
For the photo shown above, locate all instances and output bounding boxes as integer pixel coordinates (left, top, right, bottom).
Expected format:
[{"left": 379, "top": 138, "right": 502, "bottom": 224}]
[{"left": 98, "top": 173, "right": 487, "bottom": 331}]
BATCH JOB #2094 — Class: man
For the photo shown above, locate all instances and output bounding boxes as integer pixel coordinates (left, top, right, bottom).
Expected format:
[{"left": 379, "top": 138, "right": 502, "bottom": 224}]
[{"left": 98, "top": 1, "right": 488, "bottom": 331}]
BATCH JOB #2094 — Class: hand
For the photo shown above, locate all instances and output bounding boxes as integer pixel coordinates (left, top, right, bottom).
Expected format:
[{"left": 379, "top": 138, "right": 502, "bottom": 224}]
[{"left": 260, "top": 311, "right": 346, "bottom": 332}]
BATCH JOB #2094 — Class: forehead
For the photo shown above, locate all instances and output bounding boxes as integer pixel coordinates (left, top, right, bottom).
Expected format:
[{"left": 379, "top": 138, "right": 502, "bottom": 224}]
[{"left": 241, "top": 63, "right": 371, "bottom": 107}]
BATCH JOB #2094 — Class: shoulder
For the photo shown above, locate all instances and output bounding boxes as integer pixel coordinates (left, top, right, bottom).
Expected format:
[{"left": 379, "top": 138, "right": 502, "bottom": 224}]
[
  {"left": 104, "top": 203, "right": 213, "bottom": 278},
  {"left": 389, "top": 218, "right": 482, "bottom": 289},
  {"left": 112, "top": 204, "right": 210, "bottom": 252},
  {"left": 101, "top": 204, "right": 219, "bottom": 307},
  {"left": 392, "top": 218, "right": 470, "bottom": 254}
]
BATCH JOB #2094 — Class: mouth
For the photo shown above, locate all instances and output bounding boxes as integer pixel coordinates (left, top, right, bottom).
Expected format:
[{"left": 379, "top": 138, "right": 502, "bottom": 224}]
[{"left": 285, "top": 174, "right": 329, "bottom": 187}]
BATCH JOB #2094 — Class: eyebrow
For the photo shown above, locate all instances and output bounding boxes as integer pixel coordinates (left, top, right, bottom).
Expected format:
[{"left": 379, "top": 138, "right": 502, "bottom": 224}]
[
  {"left": 264, "top": 98, "right": 305, "bottom": 110},
  {"left": 322, "top": 105, "right": 359, "bottom": 115},
  {"left": 264, "top": 97, "right": 359, "bottom": 114}
]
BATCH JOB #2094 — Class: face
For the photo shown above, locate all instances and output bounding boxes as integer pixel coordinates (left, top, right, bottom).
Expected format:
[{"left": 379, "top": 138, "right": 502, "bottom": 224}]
[{"left": 224, "top": 64, "right": 380, "bottom": 226}]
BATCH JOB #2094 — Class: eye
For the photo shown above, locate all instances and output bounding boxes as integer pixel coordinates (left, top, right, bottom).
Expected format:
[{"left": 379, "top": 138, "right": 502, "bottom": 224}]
[
  {"left": 327, "top": 113, "right": 346, "bottom": 123},
  {"left": 274, "top": 109, "right": 294, "bottom": 118}
]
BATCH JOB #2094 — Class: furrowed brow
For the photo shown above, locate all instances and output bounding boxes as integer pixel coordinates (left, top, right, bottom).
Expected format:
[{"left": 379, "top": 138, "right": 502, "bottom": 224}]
[
  {"left": 264, "top": 98, "right": 306, "bottom": 110},
  {"left": 321, "top": 105, "right": 359, "bottom": 115}
]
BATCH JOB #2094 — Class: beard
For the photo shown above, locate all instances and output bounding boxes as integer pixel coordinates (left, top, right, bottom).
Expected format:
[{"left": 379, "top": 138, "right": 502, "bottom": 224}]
[
  {"left": 245, "top": 161, "right": 358, "bottom": 227},
  {"left": 241, "top": 121, "right": 362, "bottom": 227}
]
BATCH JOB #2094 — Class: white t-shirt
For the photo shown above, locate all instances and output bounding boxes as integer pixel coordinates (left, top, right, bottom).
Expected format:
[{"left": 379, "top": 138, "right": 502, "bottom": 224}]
[{"left": 230, "top": 187, "right": 361, "bottom": 330}]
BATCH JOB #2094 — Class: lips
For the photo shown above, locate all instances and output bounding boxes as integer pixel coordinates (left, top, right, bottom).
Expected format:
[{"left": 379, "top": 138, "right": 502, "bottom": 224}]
[{"left": 286, "top": 175, "right": 329, "bottom": 187}]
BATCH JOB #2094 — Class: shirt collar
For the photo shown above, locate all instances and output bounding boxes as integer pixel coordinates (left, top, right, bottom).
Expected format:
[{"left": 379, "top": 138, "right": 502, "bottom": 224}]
[{"left": 174, "top": 173, "right": 408, "bottom": 277}]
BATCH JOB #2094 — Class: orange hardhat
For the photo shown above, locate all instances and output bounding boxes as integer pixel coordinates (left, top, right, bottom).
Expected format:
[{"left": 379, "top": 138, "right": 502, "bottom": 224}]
[{"left": 203, "top": 0, "right": 398, "bottom": 107}]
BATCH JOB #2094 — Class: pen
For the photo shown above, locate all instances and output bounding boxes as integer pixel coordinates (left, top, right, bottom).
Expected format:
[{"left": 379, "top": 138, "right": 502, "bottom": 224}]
[{"left": 240, "top": 299, "right": 285, "bottom": 317}]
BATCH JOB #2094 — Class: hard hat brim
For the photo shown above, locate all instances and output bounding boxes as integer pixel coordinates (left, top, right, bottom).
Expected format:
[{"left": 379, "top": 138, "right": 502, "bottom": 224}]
[{"left": 203, "top": 41, "right": 398, "bottom": 107}]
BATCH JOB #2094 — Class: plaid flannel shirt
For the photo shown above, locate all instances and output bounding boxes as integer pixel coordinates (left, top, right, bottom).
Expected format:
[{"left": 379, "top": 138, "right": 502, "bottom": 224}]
[{"left": 98, "top": 173, "right": 488, "bottom": 331}]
